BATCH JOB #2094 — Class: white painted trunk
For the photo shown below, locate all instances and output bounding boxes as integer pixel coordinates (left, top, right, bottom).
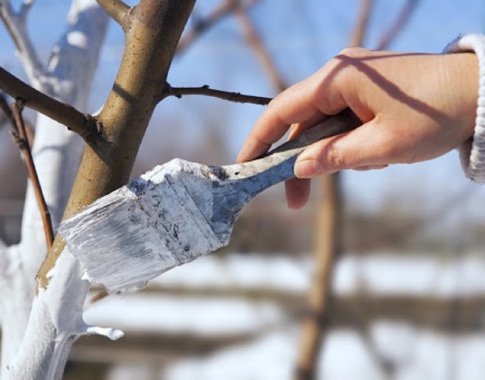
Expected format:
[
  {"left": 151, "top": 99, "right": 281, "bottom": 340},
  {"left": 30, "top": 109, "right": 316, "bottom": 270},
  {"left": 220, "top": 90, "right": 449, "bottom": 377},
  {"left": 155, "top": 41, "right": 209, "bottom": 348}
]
[{"left": 0, "top": 0, "right": 112, "bottom": 379}]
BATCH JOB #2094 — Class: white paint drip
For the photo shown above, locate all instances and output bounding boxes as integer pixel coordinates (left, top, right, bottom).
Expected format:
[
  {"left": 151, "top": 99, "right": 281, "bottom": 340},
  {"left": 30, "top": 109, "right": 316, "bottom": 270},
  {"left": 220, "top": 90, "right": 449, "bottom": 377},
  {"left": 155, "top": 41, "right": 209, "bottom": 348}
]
[{"left": 85, "top": 326, "right": 124, "bottom": 340}]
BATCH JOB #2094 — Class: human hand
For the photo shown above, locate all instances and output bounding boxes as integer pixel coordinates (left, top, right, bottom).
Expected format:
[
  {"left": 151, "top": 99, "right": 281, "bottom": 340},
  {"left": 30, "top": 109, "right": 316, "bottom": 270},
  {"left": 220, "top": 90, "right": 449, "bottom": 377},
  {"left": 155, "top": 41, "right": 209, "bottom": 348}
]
[{"left": 237, "top": 48, "right": 478, "bottom": 208}]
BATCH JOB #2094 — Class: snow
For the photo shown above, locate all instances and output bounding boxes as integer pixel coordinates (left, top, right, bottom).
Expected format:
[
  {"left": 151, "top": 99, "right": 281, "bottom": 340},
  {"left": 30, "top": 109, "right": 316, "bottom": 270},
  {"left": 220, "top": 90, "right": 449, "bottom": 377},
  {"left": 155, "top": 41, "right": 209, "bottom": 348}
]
[
  {"left": 151, "top": 253, "right": 311, "bottom": 293},
  {"left": 84, "top": 294, "right": 284, "bottom": 336},
  {"left": 164, "top": 331, "right": 298, "bottom": 380},
  {"left": 333, "top": 253, "right": 485, "bottom": 297},
  {"left": 103, "top": 326, "right": 485, "bottom": 380},
  {"left": 84, "top": 252, "right": 485, "bottom": 336},
  {"left": 90, "top": 252, "right": 485, "bottom": 380},
  {"left": 149, "top": 252, "right": 485, "bottom": 297}
]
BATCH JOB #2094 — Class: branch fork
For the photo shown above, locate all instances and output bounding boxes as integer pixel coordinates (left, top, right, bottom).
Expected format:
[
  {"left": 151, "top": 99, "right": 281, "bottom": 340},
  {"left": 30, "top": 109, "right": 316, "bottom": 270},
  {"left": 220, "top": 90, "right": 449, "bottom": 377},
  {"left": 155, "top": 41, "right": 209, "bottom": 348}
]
[{"left": 96, "top": 0, "right": 130, "bottom": 31}]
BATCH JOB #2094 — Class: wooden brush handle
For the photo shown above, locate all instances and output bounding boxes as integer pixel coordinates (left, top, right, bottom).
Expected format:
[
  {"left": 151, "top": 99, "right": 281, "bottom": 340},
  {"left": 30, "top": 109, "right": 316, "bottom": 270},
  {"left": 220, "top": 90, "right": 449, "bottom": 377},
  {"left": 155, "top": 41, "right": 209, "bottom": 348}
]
[
  {"left": 223, "top": 109, "right": 362, "bottom": 185},
  {"left": 266, "top": 108, "right": 361, "bottom": 156}
]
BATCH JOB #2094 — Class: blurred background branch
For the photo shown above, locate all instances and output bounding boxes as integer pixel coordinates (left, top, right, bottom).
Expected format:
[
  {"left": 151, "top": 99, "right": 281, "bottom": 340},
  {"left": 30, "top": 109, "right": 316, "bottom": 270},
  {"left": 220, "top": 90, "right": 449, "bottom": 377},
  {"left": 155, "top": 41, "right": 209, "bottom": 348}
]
[{"left": 177, "top": 0, "right": 260, "bottom": 54}]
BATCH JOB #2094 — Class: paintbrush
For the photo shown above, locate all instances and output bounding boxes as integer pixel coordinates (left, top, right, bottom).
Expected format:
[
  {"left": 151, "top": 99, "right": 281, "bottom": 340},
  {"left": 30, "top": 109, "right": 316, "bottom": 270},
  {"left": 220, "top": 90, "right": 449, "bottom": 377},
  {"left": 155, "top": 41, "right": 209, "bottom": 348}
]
[{"left": 59, "top": 109, "right": 361, "bottom": 293}]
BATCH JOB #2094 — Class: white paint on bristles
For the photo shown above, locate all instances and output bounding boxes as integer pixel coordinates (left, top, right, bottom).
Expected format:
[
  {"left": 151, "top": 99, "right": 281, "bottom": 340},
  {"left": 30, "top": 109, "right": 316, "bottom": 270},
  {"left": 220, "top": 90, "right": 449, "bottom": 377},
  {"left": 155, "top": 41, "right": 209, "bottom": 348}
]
[{"left": 60, "top": 159, "right": 229, "bottom": 293}]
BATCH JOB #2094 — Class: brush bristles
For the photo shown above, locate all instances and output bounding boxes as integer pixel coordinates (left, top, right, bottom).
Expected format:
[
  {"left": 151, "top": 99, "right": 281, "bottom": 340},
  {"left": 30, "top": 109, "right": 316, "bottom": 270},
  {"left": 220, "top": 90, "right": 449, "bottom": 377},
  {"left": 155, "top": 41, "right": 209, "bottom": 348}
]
[{"left": 60, "top": 160, "right": 226, "bottom": 293}]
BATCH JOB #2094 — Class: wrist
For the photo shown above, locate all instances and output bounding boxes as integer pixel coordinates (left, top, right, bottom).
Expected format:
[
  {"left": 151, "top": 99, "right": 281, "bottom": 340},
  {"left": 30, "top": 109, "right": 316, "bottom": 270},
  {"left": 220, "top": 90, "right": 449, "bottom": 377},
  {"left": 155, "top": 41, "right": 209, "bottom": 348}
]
[{"left": 442, "top": 52, "right": 478, "bottom": 140}]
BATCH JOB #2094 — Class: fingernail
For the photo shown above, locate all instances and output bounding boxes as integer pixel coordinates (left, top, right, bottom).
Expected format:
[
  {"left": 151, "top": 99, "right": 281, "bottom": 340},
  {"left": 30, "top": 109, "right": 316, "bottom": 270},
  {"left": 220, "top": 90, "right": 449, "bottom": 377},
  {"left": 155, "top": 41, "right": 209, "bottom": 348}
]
[{"left": 295, "top": 159, "right": 324, "bottom": 178}]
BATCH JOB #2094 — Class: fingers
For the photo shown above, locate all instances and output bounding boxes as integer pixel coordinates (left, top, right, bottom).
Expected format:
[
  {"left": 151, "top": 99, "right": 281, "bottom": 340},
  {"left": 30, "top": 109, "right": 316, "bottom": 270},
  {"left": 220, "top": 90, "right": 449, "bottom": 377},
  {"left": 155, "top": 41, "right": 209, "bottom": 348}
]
[
  {"left": 237, "top": 64, "right": 348, "bottom": 163},
  {"left": 285, "top": 178, "right": 311, "bottom": 209},
  {"left": 294, "top": 118, "right": 398, "bottom": 178}
]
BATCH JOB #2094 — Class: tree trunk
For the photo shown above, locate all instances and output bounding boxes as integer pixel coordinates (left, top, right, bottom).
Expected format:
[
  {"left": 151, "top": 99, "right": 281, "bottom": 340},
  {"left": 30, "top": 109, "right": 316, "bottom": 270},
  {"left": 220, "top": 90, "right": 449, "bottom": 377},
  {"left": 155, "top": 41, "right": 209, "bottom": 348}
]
[{"left": 0, "top": 1, "right": 196, "bottom": 378}]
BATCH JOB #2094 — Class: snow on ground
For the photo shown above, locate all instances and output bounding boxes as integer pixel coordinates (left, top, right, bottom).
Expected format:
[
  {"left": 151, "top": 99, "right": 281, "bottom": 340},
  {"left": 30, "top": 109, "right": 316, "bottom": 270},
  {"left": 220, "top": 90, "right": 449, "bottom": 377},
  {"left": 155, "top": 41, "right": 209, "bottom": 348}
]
[
  {"left": 150, "top": 253, "right": 311, "bottom": 293},
  {"left": 85, "top": 252, "right": 485, "bottom": 336},
  {"left": 107, "top": 324, "right": 485, "bottom": 380},
  {"left": 84, "top": 294, "right": 285, "bottom": 336},
  {"left": 334, "top": 253, "right": 485, "bottom": 297},
  {"left": 150, "top": 251, "right": 485, "bottom": 297},
  {"left": 87, "top": 252, "right": 485, "bottom": 380}
]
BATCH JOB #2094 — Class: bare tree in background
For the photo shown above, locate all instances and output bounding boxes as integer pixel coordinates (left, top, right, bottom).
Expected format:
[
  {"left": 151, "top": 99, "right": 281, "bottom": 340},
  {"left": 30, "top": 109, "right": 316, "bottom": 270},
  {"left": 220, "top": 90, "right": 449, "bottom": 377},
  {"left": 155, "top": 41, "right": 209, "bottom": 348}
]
[{"left": 294, "top": 0, "right": 418, "bottom": 379}]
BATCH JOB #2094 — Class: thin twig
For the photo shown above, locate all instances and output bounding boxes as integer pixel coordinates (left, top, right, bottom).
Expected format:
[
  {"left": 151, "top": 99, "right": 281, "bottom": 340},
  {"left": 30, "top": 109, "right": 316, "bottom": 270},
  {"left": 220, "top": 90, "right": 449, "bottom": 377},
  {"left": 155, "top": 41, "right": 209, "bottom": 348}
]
[
  {"left": 96, "top": 0, "right": 130, "bottom": 31},
  {"left": 375, "top": 0, "right": 418, "bottom": 50},
  {"left": 177, "top": 0, "right": 259, "bottom": 54},
  {"left": 349, "top": 0, "right": 373, "bottom": 47},
  {"left": 0, "top": 66, "right": 107, "bottom": 150},
  {"left": 236, "top": 8, "right": 287, "bottom": 92},
  {"left": 0, "top": 92, "right": 34, "bottom": 141},
  {"left": 11, "top": 100, "right": 54, "bottom": 249},
  {"left": 162, "top": 83, "right": 271, "bottom": 105}
]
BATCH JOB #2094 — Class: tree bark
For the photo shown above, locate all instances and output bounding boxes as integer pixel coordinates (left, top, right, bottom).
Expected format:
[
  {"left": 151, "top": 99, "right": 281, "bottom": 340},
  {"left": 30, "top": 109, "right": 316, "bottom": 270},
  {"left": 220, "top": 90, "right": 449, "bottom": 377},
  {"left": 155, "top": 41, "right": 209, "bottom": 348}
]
[
  {"left": 1, "top": 1, "right": 109, "bottom": 377},
  {"left": 1, "top": 1, "right": 196, "bottom": 379}
]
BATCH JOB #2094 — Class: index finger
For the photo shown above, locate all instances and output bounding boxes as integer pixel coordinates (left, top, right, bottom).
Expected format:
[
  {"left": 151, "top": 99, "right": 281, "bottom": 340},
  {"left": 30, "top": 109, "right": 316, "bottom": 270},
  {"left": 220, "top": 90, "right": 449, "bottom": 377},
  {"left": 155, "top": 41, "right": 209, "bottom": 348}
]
[
  {"left": 237, "top": 59, "right": 351, "bottom": 163},
  {"left": 237, "top": 77, "right": 322, "bottom": 162}
]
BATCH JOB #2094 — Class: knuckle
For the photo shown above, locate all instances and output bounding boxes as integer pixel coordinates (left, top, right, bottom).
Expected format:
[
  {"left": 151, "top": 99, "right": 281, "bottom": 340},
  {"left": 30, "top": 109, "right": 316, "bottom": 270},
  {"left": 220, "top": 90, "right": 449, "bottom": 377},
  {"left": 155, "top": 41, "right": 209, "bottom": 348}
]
[
  {"left": 324, "top": 143, "right": 346, "bottom": 170},
  {"left": 331, "top": 47, "right": 371, "bottom": 89},
  {"left": 337, "top": 46, "right": 370, "bottom": 59}
]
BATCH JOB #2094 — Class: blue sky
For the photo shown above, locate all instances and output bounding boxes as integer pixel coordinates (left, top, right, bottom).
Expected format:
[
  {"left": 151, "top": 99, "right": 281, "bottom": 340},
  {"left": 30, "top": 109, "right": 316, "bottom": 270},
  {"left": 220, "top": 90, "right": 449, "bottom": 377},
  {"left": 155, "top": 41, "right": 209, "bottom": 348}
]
[{"left": 1, "top": 0, "right": 485, "bottom": 224}]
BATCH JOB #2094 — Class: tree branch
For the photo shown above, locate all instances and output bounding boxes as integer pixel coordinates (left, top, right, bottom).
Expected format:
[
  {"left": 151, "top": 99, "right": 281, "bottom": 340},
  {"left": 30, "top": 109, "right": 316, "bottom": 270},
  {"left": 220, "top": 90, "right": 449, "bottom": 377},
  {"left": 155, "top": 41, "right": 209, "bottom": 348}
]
[
  {"left": 0, "top": 66, "right": 107, "bottom": 151},
  {"left": 236, "top": 7, "right": 287, "bottom": 92},
  {"left": 37, "top": 0, "right": 196, "bottom": 288},
  {"left": 96, "top": 0, "right": 130, "bottom": 31},
  {"left": 11, "top": 101, "right": 54, "bottom": 249},
  {"left": 0, "top": 0, "right": 46, "bottom": 85},
  {"left": 177, "top": 0, "right": 259, "bottom": 54},
  {"left": 18, "top": 0, "right": 34, "bottom": 22},
  {"left": 375, "top": 0, "right": 418, "bottom": 50},
  {"left": 349, "top": 0, "right": 373, "bottom": 47},
  {"left": 162, "top": 83, "right": 271, "bottom": 105}
]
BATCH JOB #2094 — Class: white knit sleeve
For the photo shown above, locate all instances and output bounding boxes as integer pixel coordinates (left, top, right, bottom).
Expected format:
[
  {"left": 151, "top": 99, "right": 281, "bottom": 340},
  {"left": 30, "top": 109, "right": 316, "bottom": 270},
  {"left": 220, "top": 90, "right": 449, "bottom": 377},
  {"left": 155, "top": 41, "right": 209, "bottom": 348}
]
[{"left": 445, "top": 34, "right": 485, "bottom": 183}]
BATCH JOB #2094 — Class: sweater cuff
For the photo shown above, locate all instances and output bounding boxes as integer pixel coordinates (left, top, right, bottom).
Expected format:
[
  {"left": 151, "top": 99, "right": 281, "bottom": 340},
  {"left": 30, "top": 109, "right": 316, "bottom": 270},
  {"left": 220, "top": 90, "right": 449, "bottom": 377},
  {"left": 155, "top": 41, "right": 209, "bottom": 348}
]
[{"left": 445, "top": 34, "right": 485, "bottom": 183}]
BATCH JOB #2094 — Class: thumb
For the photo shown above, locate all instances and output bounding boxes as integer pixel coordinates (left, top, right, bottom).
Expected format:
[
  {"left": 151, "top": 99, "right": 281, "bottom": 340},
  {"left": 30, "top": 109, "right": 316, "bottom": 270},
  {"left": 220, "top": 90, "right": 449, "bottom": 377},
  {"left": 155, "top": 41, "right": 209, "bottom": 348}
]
[{"left": 294, "top": 118, "right": 393, "bottom": 178}]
